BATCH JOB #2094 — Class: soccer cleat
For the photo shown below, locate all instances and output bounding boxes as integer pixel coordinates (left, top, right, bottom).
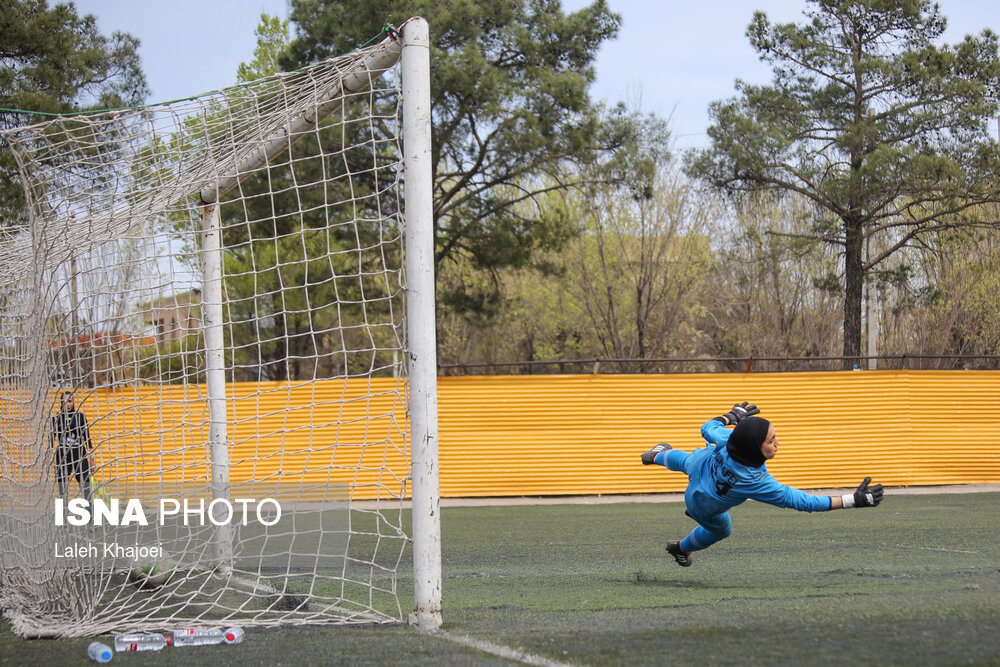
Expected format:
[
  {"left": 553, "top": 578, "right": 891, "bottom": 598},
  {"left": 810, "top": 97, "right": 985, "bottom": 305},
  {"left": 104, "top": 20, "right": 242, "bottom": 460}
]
[
  {"left": 666, "top": 540, "right": 693, "bottom": 567},
  {"left": 641, "top": 442, "right": 672, "bottom": 465}
]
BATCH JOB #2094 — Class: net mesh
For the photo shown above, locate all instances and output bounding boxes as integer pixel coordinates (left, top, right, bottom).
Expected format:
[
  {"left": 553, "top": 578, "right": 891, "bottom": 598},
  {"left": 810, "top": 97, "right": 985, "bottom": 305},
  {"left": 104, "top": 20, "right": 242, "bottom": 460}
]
[{"left": 0, "top": 33, "right": 411, "bottom": 637}]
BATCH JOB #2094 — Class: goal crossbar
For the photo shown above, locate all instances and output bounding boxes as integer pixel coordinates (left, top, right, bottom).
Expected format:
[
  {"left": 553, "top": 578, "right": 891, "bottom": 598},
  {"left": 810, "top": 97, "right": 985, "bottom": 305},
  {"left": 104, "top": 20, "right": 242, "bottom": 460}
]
[{"left": 200, "top": 30, "right": 403, "bottom": 206}]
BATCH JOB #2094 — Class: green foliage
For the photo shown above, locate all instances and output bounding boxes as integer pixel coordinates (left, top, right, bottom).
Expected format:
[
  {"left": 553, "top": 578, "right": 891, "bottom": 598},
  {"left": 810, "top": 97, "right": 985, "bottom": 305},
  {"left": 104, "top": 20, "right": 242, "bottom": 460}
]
[
  {"left": 686, "top": 0, "right": 1000, "bottom": 365},
  {"left": 222, "top": 219, "right": 401, "bottom": 381},
  {"left": 438, "top": 164, "right": 716, "bottom": 371},
  {"left": 236, "top": 14, "right": 291, "bottom": 82},
  {"left": 214, "top": 113, "right": 401, "bottom": 380},
  {"left": 285, "top": 0, "right": 666, "bottom": 316},
  {"left": 135, "top": 333, "right": 205, "bottom": 384},
  {"left": 0, "top": 0, "right": 147, "bottom": 226},
  {"left": 438, "top": 248, "right": 587, "bottom": 369},
  {"left": 214, "top": 4, "right": 672, "bottom": 377},
  {"left": 210, "top": 13, "right": 403, "bottom": 380}
]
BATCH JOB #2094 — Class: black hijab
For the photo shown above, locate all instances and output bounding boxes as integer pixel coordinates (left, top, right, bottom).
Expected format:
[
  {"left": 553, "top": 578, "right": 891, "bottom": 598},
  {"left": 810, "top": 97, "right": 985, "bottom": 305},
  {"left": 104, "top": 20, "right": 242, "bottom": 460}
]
[{"left": 726, "top": 416, "right": 770, "bottom": 467}]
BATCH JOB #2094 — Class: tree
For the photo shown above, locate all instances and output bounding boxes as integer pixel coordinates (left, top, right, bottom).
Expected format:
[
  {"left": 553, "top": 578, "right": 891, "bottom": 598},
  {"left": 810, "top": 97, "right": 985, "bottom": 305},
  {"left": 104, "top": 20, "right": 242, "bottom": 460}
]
[
  {"left": 283, "top": 0, "right": 663, "bottom": 314},
  {"left": 703, "top": 194, "right": 843, "bottom": 369},
  {"left": 879, "top": 222, "right": 1000, "bottom": 367},
  {"left": 567, "top": 163, "right": 715, "bottom": 371},
  {"left": 217, "top": 13, "right": 400, "bottom": 381},
  {"left": 686, "top": 0, "right": 1000, "bottom": 368},
  {"left": 0, "top": 0, "right": 147, "bottom": 227},
  {"left": 435, "top": 245, "right": 589, "bottom": 371},
  {"left": 435, "top": 162, "right": 717, "bottom": 374},
  {"left": 236, "top": 13, "right": 291, "bottom": 82}
]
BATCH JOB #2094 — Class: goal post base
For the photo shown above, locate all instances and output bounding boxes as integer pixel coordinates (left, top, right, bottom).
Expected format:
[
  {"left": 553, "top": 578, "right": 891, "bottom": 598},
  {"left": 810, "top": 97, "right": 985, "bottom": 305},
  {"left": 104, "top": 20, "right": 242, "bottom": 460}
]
[{"left": 408, "top": 608, "right": 443, "bottom": 630}]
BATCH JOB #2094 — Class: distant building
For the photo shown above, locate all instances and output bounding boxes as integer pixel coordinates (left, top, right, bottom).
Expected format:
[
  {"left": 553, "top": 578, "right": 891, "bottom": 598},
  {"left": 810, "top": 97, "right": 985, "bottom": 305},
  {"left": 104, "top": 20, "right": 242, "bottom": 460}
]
[{"left": 144, "top": 288, "right": 201, "bottom": 343}]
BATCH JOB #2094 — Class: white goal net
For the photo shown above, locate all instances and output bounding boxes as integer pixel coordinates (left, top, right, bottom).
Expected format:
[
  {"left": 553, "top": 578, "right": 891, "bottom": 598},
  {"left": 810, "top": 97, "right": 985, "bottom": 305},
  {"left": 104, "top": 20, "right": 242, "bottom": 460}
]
[{"left": 0, "top": 19, "right": 438, "bottom": 638}]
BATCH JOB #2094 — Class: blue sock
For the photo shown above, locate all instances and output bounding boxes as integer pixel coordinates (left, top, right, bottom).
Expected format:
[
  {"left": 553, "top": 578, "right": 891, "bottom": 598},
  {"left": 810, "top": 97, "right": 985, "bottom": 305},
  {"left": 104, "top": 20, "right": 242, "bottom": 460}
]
[
  {"left": 662, "top": 449, "right": 689, "bottom": 471},
  {"left": 681, "top": 526, "right": 711, "bottom": 552}
]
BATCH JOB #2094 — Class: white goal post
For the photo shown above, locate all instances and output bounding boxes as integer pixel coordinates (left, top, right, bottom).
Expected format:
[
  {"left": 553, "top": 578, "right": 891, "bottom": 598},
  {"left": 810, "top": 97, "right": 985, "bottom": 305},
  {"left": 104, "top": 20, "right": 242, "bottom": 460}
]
[{"left": 0, "top": 16, "right": 441, "bottom": 636}]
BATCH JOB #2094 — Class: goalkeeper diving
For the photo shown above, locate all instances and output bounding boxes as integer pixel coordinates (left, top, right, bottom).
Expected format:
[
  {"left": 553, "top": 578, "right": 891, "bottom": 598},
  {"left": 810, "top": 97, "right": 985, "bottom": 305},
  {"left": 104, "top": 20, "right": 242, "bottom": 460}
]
[{"left": 641, "top": 402, "right": 884, "bottom": 567}]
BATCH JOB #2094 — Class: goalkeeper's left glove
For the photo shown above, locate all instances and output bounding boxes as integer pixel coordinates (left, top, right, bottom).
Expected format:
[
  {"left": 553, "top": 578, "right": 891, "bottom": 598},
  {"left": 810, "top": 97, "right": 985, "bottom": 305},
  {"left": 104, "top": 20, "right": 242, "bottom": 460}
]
[
  {"left": 841, "top": 477, "right": 884, "bottom": 508},
  {"left": 722, "top": 401, "right": 759, "bottom": 425}
]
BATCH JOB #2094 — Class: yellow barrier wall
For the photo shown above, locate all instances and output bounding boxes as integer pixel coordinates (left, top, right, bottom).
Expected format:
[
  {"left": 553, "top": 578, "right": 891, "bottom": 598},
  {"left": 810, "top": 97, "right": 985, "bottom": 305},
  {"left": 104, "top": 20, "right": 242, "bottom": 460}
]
[
  {"left": 436, "top": 371, "right": 1000, "bottom": 497},
  {"left": 82, "top": 379, "right": 408, "bottom": 501},
  {"left": 39, "top": 370, "right": 1000, "bottom": 500}
]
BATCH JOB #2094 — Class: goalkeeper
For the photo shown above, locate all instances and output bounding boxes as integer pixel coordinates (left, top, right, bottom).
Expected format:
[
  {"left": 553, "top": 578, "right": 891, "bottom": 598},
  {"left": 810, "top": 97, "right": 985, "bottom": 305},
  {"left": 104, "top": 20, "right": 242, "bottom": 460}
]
[
  {"left": 52, "top": 391, "right": 94, "bottom": 502},
  {"left": 641, "top": 402, "right": 884, "bottom": 567}
]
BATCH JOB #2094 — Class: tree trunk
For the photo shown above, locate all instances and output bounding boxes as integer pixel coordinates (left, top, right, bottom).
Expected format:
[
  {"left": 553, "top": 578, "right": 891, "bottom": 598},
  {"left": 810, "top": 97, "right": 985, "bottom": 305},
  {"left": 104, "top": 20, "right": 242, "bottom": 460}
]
[
  {"left": 842, "top": 218, "right": 864, "bottom": 369},
  {"left": 635, "top": 283, "right": 646, "bottom": 360}
]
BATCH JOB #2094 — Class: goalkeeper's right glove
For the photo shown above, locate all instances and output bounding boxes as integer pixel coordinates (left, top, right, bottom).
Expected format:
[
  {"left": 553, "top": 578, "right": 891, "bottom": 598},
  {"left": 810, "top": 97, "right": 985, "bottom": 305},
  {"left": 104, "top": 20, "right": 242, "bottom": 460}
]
[
  {"left": 722, "top": 401, "right": 759, "bottom": 425},
  {"left": 841, "top": 477, "right": 884, "bottom": 508}
]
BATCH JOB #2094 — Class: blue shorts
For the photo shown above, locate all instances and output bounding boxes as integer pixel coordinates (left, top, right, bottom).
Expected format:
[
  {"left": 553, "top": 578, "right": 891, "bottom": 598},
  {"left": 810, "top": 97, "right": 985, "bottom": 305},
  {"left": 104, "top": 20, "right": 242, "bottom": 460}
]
[{"left": 668, "top": 448, "right": 734, "bottom": 540}]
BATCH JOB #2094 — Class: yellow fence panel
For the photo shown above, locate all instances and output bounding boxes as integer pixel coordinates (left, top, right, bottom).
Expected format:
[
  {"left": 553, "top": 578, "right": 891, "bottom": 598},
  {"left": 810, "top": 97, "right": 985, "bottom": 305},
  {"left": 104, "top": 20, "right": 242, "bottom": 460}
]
[
  {"left": 81, "top": 378, "right": 408, "bottom": 502},
  {"left": 9, "top": 370, "right": 997, "bottom": 502},
  {"left": 436, "top": 371, "right": 1000, "bottom": 497}
]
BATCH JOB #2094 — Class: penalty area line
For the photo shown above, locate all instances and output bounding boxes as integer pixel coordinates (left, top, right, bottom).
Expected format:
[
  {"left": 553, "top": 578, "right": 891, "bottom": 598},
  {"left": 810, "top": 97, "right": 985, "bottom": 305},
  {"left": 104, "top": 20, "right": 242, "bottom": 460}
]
[
  {"left": 226, "top": 573, "right": 282, "bottom": 595},
  {"left": 892, "top": 545, "right": 978, "bottom": 554},
  {"left": 428, "top": 628, "right": 576, "bottom": 667}
]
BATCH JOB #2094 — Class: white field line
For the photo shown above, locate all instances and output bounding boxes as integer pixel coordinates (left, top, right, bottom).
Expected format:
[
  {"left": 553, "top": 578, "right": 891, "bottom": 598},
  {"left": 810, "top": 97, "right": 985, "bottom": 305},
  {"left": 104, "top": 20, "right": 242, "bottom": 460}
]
[
  {"left": 226, "top": 573, "right": 282, "bottom": 596},
  {"left": 890, "top": 545, "right": 979, "bottom": 554},
  {"left": 428, "top": 629, "right": 577, "bottom": 667}
]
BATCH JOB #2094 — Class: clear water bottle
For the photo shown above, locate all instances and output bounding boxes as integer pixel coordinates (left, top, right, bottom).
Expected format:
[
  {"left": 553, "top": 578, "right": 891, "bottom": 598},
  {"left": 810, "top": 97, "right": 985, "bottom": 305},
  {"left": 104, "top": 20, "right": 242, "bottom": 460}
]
[
  {"left": 87, "top": 641, "right": 113, "bottom": 663},
  {"left": 113, "top": 632, "right": 170, "bottom": 651},
  {"left": 172, "top": 627, "right": 225, "bottom": 646},
  {"left": 222, "top": 626, "right": 244, "bottom": 645}
]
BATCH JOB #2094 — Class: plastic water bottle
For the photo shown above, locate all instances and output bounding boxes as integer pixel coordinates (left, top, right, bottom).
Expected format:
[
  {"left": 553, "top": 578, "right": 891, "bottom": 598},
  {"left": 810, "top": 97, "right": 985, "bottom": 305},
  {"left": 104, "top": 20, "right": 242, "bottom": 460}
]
[
  {"left": 172, "top": 628, "right": 225, "bottom": 646},
  {"left": 222, "top": 627, "right": 244, "bottom": 645},
  {"left": 88, "top": 641, "right": 113, "bottom": 663},
  {"left": 113, "top": 632, "right": 170, "bottom": 651}
]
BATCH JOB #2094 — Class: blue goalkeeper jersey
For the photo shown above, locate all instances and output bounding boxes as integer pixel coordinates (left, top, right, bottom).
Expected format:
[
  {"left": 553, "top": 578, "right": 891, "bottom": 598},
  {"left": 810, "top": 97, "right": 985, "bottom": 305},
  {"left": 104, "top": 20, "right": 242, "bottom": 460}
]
[{"left": 671, "top": 419, "right": 833, "bottom": 519}]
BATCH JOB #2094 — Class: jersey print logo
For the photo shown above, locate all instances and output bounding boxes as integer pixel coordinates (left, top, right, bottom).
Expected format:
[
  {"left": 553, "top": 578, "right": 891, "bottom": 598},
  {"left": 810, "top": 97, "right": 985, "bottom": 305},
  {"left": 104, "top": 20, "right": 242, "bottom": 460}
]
[{"left": 711, "top": 454, "right": 738, "bottom": 497}]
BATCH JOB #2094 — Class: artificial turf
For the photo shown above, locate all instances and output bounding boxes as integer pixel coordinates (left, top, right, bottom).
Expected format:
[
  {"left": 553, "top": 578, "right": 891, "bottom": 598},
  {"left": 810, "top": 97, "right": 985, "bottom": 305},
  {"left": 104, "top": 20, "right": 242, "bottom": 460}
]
[{"left": 2, "top": 491, "right": 998, "bottom": 665}]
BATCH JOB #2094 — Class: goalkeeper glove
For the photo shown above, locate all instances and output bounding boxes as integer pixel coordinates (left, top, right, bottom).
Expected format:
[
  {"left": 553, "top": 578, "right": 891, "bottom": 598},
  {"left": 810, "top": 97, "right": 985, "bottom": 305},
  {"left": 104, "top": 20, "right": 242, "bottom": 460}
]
[
  {"left": 841, "top": 477, "right": 884, "bottom": 508},
  {"left": 641, "top": 443, "right": 671, "bottom": 465},
  {"left": 722, "top": 401, "right": 760, "bottom": 425}
]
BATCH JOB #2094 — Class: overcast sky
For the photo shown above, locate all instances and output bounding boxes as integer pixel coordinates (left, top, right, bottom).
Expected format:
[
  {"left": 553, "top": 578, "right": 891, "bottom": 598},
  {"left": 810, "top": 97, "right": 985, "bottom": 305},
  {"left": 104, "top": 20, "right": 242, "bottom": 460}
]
[{"left": 72, "top": 0, "right": 1000, "bottom": 149}]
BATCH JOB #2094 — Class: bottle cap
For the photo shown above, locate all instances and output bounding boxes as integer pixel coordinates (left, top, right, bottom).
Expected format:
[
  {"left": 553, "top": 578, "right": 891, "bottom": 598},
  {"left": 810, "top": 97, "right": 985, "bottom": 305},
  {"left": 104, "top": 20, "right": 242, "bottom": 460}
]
[
  {"left": 88, "top": 641, "right": 113, "bottom": 663},
  {"left": 223, "top": 626, "right": 244, "bottom": 644}
]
